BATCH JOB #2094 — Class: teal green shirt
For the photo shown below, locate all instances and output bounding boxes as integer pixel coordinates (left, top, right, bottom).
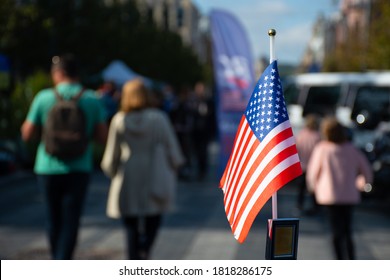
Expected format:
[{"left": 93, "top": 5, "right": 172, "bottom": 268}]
[{"left": 26, "top": 83, "right": 107, "bottom": 174}]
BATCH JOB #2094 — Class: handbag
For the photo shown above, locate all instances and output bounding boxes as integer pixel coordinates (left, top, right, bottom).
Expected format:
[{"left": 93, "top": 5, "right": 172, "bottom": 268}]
[{"left": 150, "top": 142, "right": 177, "bottom": 208}]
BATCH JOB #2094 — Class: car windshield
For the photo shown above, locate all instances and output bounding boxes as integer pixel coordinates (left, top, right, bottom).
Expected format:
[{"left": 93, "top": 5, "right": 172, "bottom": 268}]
[
  {"left": 351, "top": 86, "right": 390, "bottom": 129},
  {"left": 303, "top": 86, "right": 341, "bottom": 117}
]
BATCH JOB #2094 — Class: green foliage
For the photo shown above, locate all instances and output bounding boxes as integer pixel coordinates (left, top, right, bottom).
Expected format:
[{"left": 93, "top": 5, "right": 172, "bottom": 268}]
[
  {"left": 0, "top": 70, "right": 51, "bottom": 139},
  {"left": 366, "top": 0, "right": 390, "bottom": 70},
  {"left": 0, "top": 0, "right": 204, "bottom": 87}
]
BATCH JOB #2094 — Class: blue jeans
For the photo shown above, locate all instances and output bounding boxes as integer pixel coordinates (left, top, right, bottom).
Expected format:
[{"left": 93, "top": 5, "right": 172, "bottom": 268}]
[{"left": 37, "top": 172, "right": 89, "bottom": 260}]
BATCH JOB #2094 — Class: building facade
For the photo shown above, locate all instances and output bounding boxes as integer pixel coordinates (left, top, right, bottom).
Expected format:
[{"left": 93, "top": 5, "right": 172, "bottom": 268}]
[{"left": 301, "top": 0, "right": 372, "bottom": 72}]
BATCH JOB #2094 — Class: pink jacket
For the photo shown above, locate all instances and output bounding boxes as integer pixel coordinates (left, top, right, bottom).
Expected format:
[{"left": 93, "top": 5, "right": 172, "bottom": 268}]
[
  {"left": 295, "top": 128, "right": 321, "bottom": 171},
  {"left": 306, "top": 141, "right": 373, "bottom": 205}
]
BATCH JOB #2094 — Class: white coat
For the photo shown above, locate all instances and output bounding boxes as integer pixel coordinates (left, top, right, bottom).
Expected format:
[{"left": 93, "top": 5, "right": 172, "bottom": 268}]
[{"left": 101, "top": 108, "right": 185, "bottom": 218}]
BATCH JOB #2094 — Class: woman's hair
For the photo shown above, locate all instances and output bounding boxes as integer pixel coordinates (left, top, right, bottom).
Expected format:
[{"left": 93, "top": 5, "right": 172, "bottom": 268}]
[
  {"left": 305, "top": 114, "right": 319, "bottom": 131},
  {"left": 120, "top": 79, "right": 150, "bottom": 113},
  {"left": 320, "top": 117, "right": 347, "bottom": 144}
]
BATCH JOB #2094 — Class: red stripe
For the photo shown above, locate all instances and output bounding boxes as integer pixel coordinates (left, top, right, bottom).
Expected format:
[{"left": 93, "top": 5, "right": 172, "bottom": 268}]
[
  {"left": 220, "top": 116, "right": 246, "bottom": 188},
  {"left": 225, "top": 136, "right": 259, "bottom": 218},
  {"left": 223, "top": 122, "right": 252, "bottom": 204},
  {"left": 225, "top": 127, "right": 295, "bottom": 223},
  {"left": 231, "top": 144, "right": 299, "bottom": 229},
  {"left": 236, "top": 163, "right": 302, "bottom": 243}
]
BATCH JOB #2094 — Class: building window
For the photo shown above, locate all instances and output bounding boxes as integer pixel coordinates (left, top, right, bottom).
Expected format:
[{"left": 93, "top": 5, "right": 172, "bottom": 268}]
[{"left": 177, "top": 6, "right": 184, "bottom": 27}]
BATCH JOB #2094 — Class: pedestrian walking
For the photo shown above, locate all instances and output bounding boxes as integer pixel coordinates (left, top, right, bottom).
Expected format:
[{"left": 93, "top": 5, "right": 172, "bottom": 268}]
[
  {"left": 169, "top": 86, "right": 194, "bottom": 180},
  {"left": 306, "top": 117, "right": 373, "bottom": 259},
  {"left": 295, "top": 114, "right": 321, "bottom": 214},
  {"left": 100, "top": 78, "right": 185, "bottom": 260},
  {"left": 191, "top": 82, "right": 216, "bottom": 181},
  {"left": 20, "top": 53, "right": 108, "bottom": 259}
]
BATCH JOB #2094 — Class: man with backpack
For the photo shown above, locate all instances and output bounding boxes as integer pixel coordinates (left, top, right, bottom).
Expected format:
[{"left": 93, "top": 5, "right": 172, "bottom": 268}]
[{"left": 21, "top": 54, "right": 108, "bottom": 259}]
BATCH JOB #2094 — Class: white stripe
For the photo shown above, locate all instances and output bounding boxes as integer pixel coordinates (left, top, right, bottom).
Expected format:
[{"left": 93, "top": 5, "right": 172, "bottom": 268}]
[
  {"left": 233, "top": 154, "right": 300, "bottom": 239},
  {"left": 222, "top": 120, "right": 249, "bottom": 193},
  {"left": 225, "top": 133, "right": 257, "bottom": 217},
  {"left": 224, "top": 121, "right": 293, "bottom": 219},
  {"left": 224, "top": 133, "right": 256, "bottom": 209},
  {"left": 229, "top": 136, "right": 297, "bottom": 224},
  {"left": 225, "top": 125, "right": 252, "bottom": 192}
]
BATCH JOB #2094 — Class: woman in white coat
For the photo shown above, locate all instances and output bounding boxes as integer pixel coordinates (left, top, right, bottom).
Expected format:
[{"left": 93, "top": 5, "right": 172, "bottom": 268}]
[{"left": 101, "top": 79, "right": 185, "bottom": 259}]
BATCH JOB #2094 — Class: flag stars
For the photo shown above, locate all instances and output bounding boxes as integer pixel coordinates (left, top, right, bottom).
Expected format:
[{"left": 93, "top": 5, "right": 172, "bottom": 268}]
[{"left": 245, "top": 62, "right": 289, "bottom": 141}]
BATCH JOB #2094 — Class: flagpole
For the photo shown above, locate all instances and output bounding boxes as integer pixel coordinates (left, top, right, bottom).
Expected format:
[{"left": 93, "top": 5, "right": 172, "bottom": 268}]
[{"left": 268, "top": 28, "right": 278, "bottom": 220}]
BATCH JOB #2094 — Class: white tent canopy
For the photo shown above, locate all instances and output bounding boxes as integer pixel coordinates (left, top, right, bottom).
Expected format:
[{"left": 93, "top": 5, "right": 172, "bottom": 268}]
[{"left": 101, "top": 60, "right": 152, "bottom": 87}]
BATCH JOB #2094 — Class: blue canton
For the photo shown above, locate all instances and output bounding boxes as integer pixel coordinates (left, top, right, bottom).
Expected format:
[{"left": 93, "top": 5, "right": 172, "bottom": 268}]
[{"left": 245, "top": 60, "right": 288, "bottom": 141}]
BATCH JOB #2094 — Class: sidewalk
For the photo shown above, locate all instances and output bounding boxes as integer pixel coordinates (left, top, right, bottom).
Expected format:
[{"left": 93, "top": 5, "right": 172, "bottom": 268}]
[{"left": 1, "top": 160, "right": 389, "bottom": 260}]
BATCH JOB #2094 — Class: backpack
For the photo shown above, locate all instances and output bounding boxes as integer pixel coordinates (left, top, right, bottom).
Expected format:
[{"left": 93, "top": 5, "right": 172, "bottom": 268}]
[{"left": 43, "top": 88, "right": 88, "bottom": 160}]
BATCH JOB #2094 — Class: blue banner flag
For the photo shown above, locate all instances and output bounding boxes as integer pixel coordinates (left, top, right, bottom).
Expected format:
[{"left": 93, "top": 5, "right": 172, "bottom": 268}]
[{"left": 210, "top": 9, "right": 256, "bottom": 174}]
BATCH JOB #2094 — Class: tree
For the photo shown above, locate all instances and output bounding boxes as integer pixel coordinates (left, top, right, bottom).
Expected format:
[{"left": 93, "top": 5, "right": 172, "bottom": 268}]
[
  {"left": 366, "top": 0, "right": 390, "bottom": 70},
  {"left": 0, "top": 0, "right": 204, "bottom": 88}
]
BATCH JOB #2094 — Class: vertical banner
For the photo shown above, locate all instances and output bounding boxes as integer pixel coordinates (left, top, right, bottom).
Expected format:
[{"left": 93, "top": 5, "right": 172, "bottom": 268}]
[
  {"left": 210, "top": 9, "right": 255, "bottom": 175},
  {"left": 0, "top": 54, "right": 11, "bottom": 95}
]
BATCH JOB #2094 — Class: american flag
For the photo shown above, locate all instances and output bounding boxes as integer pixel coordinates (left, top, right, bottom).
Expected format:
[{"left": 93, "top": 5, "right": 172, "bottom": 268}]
[{"left": 220, "top": 60, "right": 302, "bottom": 243}]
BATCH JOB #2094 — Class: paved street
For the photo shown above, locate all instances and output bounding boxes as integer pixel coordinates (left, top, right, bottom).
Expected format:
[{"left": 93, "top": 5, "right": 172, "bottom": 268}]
[{"left": 1, "top": 147, "right": 390, "bottom": 260}]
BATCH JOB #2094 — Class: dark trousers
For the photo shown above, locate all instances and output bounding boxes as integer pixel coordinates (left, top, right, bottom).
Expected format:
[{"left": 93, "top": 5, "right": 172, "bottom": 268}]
[
  {"left": 325, "top": 204, "right": 355, "bottom": 260},
  {"left": 297, "top": 173, "right": 318, "bottom": 211},
  {"left": 193, "top": 133, "right": 209, "bottom": 179},
  {"left": 37, "top": 172, "right": 89, "bottom": 260},
  {"left": 122, "top": 215, "right": 162, "bottom": 260}
]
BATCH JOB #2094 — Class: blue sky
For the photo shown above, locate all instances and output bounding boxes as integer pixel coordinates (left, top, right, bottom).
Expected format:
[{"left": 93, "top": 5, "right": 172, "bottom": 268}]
[{"left": 193, "top": 0, "right": 339, "bottom": 65}]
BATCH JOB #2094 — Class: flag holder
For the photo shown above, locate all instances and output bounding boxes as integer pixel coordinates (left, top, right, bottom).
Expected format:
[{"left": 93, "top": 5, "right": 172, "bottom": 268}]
[{"left": 265, "top": 29, "right": 300, "bottom": 260}]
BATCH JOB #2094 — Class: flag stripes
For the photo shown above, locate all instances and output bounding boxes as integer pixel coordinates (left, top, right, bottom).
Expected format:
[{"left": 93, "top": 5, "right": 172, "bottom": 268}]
[
  {"left": 219, "top": 60, "right": 302, "bottom": 243},
  {"left": 220, "top": 117, "right": 301, "bottom": 242}
]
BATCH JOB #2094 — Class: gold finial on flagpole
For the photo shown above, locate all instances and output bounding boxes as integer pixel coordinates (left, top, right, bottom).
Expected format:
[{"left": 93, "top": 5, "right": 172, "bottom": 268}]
[
  {"left": 268, "top": 29, "right": 276, "bottom": 36},
  {"left": 268, "top": 29, "right": 276, "bottom": 64}
]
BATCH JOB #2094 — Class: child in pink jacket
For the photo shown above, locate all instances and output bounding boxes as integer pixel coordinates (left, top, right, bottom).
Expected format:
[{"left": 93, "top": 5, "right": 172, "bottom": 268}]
[{"left": 306, "top": 117, "right": 373, "bottom": 259}]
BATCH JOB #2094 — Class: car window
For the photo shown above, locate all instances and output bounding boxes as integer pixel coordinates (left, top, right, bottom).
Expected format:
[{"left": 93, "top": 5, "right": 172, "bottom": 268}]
[
  {"left": 303, "top": 86, "right": 341, "bottom": 117},
  {"left": 351, "top": 86, "right": 390, "bottom": 129},
  {"left": 283, "top": 83, "right": 299, "bottom": 105}
]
